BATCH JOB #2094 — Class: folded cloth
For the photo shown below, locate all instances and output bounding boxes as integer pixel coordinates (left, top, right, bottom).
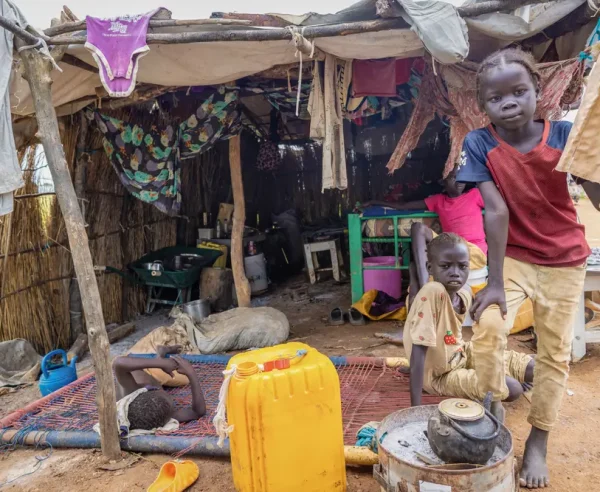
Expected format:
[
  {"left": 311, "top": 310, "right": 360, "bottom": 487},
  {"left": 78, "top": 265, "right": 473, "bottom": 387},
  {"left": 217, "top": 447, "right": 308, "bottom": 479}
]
[
  {"left": 93, "top": 387, "right": 179, "bottom": 438},
  {"left": 352, "top": 59, "right": 397, "bottom": 97}
]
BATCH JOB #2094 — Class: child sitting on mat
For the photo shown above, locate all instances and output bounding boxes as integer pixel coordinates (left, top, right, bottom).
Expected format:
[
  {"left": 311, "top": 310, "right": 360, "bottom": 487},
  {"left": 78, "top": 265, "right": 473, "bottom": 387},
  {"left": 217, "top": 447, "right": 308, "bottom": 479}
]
[
  {"left": 110, "top": 348, "right": 206, "bottom": 435},
  {"left": 406, "top": 233, "right": 534, "bottom": 408}
]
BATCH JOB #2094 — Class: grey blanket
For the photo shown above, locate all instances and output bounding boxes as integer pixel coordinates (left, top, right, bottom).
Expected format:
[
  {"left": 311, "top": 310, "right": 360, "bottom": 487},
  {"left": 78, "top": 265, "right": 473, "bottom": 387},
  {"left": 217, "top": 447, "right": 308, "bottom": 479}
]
[{"left": 0, "top": 339, "right": 41, "bottom": 387}]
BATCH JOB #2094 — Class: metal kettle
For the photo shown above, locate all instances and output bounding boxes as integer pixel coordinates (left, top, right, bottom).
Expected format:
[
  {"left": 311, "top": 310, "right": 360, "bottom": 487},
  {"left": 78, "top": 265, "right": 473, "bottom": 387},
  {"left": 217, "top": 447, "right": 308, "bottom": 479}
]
[{"left": 427, "top": 392, "right": 501, "bottom": 465}]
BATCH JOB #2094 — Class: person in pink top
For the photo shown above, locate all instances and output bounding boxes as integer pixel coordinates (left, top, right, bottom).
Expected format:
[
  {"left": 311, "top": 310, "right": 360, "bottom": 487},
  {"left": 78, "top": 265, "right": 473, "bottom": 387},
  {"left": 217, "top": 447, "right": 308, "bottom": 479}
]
[{"left": 363, "top": 166, "right": 487, "bottom": 296}]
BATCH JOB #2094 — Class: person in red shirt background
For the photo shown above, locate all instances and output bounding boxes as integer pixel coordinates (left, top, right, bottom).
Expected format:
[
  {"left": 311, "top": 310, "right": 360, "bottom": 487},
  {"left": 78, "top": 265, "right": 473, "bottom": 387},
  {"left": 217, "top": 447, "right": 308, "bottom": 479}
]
[{"left": 362, "top": 165, "right": 487, "bottom": 300}]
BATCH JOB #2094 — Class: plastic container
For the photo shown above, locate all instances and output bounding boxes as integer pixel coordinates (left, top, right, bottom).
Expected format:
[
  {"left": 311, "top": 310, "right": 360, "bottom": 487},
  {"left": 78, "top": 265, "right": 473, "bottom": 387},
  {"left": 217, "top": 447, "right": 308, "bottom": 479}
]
[
  {"left": 463, "top": 267, "right": 488, "bottom": 327},
  {"left": 39, "top": 349, "right": 78, "bottom": 396},
  {"left": 244, "top": 253, "right": 268, "bottom": 295},
  {"left": 198, "top": 241, "right": 228, "bottom": 269},
  {"left": 226, "top": 342, "right": 346, "bottom": 492},
  {"left": 363, "top": 256, "right": 402, "bottom": 299}
]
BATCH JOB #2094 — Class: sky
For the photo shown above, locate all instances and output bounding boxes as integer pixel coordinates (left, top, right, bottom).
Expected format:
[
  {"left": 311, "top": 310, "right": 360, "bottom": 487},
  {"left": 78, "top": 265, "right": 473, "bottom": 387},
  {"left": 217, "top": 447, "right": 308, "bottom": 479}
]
[{"left": 17, "top": 0, "right": 355, "bottom": 29}]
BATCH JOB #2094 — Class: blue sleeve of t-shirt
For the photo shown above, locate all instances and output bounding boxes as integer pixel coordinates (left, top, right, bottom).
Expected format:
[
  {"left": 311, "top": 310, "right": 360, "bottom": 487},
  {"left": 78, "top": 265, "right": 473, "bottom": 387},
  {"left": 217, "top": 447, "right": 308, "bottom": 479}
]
[
  {"left": 456, "top": 132, "right": 493, "bottom": 183},
  {"left": 547, "top": 120, "right": 573, "bottom": 152}
]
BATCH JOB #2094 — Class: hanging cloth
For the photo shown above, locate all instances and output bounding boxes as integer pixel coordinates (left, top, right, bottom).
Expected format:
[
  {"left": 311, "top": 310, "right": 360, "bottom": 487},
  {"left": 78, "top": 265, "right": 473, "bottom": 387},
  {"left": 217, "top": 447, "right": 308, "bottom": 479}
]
[
  {"left": 85, "top": 10, "right": 157, "bottom": 97},
  {"left": 321, "top": 55, "right": 347, "bottom": 191},
  {"left": 0, "top": 0, "right": 26, "bottom": 198}
]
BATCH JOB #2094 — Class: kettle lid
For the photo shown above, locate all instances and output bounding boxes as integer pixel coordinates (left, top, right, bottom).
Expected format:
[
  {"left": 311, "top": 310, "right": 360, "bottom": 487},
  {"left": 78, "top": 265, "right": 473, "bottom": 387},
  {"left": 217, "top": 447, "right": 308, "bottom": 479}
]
[{"left": 438, "top": 398, "right": 484, "bottom": 421}]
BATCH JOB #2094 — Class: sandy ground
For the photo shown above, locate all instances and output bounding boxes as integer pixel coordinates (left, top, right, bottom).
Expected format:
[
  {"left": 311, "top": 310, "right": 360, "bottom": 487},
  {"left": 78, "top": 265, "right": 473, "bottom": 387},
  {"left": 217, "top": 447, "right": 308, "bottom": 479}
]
[{"left": 1, "top": 198, "right": 599, "bottom": 491}]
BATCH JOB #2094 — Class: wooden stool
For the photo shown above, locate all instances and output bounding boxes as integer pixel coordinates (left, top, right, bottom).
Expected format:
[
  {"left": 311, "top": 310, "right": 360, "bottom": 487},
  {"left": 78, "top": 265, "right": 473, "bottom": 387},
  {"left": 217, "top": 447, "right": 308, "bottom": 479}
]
[{"left": 303, "top": 239, "right": 345, "bottom": 284}]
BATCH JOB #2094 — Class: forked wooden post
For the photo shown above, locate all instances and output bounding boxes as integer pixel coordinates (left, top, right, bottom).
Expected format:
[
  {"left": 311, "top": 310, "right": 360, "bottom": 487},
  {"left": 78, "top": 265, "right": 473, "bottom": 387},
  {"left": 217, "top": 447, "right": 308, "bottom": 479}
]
[
  {"left": 15, "top": 38, "right": 121, "bottom": 460},
  {"left": 229, "top": 135, "right": 251, "bottom": 307}
]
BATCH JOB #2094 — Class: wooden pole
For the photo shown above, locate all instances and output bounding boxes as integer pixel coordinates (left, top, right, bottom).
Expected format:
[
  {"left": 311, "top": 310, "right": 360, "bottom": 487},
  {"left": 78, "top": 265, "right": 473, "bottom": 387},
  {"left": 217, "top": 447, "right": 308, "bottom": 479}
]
[
  {"left": 69, "top": 111, "right": 88, "bottom": 344},
  {"left": 44, "top": 17, "right": 252, "bottom": 36},
  {"left": 228, "top": 135, "right": 251, "bottom": 308},
  {"left": 14, "top": 37, "right": 121, "bottom": 460},
  {"left": 47, "top": 18, "right": 406, "bottom": 45},
  {"left": 377, "top": 0, "right": 552, "bottom": 19}
]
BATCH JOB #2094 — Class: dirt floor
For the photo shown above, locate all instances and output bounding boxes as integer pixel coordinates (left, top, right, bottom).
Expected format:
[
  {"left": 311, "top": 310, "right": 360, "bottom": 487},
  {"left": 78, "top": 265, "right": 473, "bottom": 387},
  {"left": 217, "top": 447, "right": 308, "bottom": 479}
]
[{"left": 1, "top": 198, "right": 599, "bottom": 491}]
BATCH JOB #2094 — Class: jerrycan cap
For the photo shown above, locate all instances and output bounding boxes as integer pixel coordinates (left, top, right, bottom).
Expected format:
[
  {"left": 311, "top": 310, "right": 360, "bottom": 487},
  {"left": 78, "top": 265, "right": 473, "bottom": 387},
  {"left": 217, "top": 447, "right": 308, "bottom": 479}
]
[
  {"left": 263, "top": 358, "right": 291, "bottom": 372},
  {"left": 438, "top": 398, "right": 484, "bottom": 422}
]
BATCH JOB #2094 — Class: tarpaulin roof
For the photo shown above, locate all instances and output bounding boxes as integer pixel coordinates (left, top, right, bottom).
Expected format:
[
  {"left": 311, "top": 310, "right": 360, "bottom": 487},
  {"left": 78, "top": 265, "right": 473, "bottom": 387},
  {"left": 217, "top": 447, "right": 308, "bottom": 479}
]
[{"left": 10, "top": 0, "right": 590, "bottom": 117}]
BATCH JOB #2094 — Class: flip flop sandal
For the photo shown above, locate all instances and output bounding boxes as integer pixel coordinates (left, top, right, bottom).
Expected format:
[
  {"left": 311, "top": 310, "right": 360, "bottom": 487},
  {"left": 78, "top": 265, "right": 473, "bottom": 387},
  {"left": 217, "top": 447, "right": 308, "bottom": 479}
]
[
  {"left": 147, "top": 460, "right": 199, "bottom": 492},
  {"left": 348, "top": 308, "right": 366, "bottom": 326},
  {"left": 329, "top": 307, "right": 345, "bottom": 325}
]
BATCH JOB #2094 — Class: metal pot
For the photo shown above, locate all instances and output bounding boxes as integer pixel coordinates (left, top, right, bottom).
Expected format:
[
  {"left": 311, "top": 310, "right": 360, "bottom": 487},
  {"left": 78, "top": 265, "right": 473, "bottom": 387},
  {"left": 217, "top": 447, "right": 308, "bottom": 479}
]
[
  {"left": 143, "top": 260, "right": 164, "bottom": 271},
  {"left": 181, "top": 298, "right": 211, "bottom": 322},
  {"left": 427, "top": 393, "right": 501, "bottom": 465}
]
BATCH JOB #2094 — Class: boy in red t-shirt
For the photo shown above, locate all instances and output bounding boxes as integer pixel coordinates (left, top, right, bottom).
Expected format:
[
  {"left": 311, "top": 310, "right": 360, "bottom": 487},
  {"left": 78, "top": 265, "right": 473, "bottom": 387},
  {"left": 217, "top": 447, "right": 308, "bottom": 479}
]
[{"left": 457, "top": 48, "right": 600, "bottom": 488}]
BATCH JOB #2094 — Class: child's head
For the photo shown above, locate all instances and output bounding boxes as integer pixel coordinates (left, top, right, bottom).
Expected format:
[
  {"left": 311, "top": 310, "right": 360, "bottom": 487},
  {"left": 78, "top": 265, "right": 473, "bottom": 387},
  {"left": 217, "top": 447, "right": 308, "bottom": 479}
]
[
  {"left": 427, "top": 233, "right": 470, "bottom": 294},
  {"left": 476, "top": 48, "right": 541, "bottom": 131},
  {"left": 441, "top": 166, "right": 465, "bottom": 198},
  {"left": 128, "top": 389, "right": 173, "bottom": 431}
]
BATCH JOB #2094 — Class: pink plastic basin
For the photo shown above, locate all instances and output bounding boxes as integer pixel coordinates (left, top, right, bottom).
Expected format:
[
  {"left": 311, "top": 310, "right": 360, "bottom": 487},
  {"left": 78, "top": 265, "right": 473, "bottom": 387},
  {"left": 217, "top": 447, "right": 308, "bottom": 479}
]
[{"left": 363, "top": 256, "right": 402, "bottom": 299}]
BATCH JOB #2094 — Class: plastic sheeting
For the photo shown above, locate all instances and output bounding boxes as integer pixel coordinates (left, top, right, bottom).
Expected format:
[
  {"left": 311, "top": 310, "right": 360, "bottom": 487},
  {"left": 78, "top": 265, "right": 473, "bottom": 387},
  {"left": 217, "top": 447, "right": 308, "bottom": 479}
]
[{"left": 9, "top": 0, "right": 588, "bottom": 117}]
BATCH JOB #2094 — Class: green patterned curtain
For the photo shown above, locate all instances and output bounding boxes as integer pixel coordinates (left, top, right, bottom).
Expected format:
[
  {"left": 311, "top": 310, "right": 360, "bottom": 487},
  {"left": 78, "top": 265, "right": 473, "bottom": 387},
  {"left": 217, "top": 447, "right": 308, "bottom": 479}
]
[{"left": 95, "top": 87, "right": 241, "bottom": 215}]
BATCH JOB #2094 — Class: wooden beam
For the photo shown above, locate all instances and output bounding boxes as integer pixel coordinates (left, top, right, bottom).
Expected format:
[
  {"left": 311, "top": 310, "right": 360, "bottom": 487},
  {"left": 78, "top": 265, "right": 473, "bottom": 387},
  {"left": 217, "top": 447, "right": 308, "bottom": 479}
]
[
  {"left": 47, "top": 18, "right": 406, "bottom": 45},
  {"left": 228, "top": 135, "right": 251, "bottom": 308},
  {"left": 457, "top": 0, "right": 550, "bottom": 17},
  {"left": 377, "top": 0, "right": 552, "bottom": 19},
  {"left": 44, "top": 17, "right": 252, "bottom": 37},
  {"left": 14, "top": 36, "right": 121, "bottom": 460},
  {"left": 61, "top": 53, "right": 97, "bottom": 73}
]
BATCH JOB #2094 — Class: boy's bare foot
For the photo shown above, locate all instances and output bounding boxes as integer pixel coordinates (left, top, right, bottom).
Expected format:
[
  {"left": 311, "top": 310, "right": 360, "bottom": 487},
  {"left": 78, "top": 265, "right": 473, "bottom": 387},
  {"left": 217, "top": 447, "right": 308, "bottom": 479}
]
[
  {"left": 490, "top": 401, "right": 505, "bottom": 423},
  {"left": 374, "top": 331, "right": 404, "bottom": 345},
  {"left": 520, "top": 427, "right": 550, "bottom": 488}
]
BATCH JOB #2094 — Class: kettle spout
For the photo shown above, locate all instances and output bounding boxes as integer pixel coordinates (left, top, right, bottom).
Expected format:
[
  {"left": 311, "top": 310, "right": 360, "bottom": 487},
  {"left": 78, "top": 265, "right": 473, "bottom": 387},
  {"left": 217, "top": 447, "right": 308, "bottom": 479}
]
[{"left": 69, "top": 355, "right": 79, "bottom": 367}]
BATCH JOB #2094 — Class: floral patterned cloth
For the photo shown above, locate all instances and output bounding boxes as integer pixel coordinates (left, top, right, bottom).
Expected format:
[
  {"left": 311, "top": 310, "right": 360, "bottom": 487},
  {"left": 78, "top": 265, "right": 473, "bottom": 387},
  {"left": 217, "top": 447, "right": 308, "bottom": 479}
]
[{"left": 95, "top": 88, "right": 241, "bottom": 215}]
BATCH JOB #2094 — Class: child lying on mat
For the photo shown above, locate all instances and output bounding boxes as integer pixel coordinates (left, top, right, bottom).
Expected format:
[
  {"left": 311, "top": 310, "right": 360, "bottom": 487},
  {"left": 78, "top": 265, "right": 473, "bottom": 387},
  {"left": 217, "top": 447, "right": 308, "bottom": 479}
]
[
  {"left": 110, "top": 347, "right": 206, "bottom": 436},
  {"left": 406, "top": 233, "right": 534, "bottom": 407}
]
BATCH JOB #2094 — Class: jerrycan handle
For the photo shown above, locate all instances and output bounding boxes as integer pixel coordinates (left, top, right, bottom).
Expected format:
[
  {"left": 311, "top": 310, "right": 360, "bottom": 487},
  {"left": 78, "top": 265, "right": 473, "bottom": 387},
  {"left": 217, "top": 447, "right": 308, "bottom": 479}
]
[{"left": 41, "top": 349, "right": 68, "bottom": 378}]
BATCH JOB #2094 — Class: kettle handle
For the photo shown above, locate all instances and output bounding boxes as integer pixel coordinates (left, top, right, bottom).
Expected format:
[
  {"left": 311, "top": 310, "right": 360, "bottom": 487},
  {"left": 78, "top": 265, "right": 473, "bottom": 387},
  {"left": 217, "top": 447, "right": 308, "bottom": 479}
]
[
  {"left": 447, "top": 408, "right": 501, "bottom": 443},
  {"left": 41, "top": 349, "right": 68, "bottom": 378}
]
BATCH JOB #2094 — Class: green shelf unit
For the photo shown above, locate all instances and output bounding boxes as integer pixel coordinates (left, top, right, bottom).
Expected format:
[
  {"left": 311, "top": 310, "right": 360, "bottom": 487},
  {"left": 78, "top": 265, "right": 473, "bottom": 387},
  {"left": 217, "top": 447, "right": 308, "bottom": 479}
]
[{"left": 348, "top": 212, "right": 438, "bottom": 303}]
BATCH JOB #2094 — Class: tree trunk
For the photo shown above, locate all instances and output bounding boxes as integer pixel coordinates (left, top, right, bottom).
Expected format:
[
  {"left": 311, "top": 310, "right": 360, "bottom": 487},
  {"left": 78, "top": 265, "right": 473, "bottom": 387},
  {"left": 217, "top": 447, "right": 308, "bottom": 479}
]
[
  {"left": 15, "top": 38, "right": 121, "bottom": 460},
  {"left": 69, "top": 111, "right": 88, "bottom": 344},
  {"left": 228, "top": 136, "right": 251, "bottom": 308},
  {"left": 200, "top": 267, "right": 233, "bottom": 311}
]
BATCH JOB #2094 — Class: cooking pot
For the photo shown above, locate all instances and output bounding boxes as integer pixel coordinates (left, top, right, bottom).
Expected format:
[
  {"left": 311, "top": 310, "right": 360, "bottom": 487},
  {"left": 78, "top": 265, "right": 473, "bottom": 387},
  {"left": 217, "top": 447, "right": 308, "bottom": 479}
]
[
  {"left": 182, "top": 298, "right": 211, "bottom": 322},
  {"left": 427, "top": 392, "right": 501, "bottom": 465}
]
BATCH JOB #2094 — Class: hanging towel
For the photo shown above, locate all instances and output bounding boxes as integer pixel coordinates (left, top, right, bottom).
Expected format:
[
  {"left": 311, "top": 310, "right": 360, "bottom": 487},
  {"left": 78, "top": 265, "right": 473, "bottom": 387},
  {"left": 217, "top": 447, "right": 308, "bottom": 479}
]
[
  {"left": 0, "top": 0, "right": 26, "bottom": 196},
  {"left": 85, "top": 10, "right": 158, "bottom": 97},
  {"left": 308, "top": 60, "right": 326, "bottom": 141},
  {"left": 322, "top": 55, "right": 347, "bottom": 191}
]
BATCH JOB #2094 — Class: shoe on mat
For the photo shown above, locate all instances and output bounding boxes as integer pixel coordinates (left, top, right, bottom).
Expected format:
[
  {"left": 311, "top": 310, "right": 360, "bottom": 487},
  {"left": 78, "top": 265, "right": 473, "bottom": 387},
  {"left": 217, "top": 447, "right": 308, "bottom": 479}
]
[
  {"left": 348, "top": 308, "right": 366, "bottom": 326},
  {"left": 329, "top": 307, "right": 345, "bottom": 325},
  {"left": 147, "top": 460, "right": 199, "bottom": 492}
]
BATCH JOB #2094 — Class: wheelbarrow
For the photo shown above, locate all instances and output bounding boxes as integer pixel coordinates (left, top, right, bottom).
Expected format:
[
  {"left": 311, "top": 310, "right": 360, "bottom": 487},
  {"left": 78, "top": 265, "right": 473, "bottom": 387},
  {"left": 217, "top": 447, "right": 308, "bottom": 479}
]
[{"left": 107, "top": 246, "right": 222, "bottom": 314}]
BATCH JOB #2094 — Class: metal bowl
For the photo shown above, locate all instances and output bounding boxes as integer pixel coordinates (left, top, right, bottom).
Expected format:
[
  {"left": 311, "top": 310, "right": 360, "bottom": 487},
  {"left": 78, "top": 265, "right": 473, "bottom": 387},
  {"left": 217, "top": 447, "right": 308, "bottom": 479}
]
[{"left": 181, "top": 298, "right": 211, "bottom": 322}]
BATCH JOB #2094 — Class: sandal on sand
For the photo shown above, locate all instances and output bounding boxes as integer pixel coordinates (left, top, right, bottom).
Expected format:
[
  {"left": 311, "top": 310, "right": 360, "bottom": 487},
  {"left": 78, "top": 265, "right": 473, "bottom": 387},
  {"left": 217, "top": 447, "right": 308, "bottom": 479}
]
[
  {"left": 348, "top": 308, "right": 366, "bottom": 326},
  {"left": 147, "top": 460, "right": 199, "bottom": 492},
  {"left": 329, "top": 307, "right": 345, "bottom": 325}
]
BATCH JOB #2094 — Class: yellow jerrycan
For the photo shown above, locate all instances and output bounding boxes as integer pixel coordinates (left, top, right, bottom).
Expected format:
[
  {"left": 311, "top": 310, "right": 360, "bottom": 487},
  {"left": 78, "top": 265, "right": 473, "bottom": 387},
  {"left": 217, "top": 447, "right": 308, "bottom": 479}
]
[{"left": 222, "top": 342, "right": 346, "bottom": 491}]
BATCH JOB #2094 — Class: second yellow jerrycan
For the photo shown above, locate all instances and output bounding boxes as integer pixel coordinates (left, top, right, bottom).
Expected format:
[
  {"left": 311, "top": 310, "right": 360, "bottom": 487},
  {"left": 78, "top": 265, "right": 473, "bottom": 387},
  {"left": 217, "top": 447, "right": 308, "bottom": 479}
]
[{"left": 222, "top": 342, "right": 347, "bottom": 491}]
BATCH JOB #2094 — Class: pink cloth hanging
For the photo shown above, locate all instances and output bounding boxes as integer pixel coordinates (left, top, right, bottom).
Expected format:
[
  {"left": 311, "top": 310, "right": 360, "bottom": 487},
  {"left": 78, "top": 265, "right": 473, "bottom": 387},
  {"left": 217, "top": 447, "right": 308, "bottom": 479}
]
[{"left": 85, "top": 10, "right": 158, "bottom": 97}]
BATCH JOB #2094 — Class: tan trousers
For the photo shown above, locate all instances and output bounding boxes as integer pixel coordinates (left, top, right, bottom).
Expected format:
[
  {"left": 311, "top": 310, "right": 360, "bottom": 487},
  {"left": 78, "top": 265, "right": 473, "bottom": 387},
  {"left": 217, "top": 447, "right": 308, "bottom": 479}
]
[
  {"left": 430, "top": 342, "right": 532, "bottom": 402},
  {"left": 473, "top": 257, "right": 586, "bottom": 431}
]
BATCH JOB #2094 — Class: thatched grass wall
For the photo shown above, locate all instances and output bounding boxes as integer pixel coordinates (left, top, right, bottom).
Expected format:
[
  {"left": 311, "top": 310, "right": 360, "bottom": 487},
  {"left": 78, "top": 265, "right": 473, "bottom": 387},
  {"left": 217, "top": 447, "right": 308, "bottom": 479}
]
[{"left": 0, "top": 119, "right": 176, "bottom": 354}]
